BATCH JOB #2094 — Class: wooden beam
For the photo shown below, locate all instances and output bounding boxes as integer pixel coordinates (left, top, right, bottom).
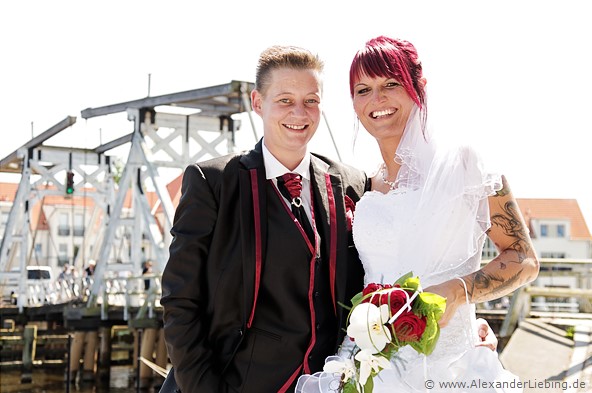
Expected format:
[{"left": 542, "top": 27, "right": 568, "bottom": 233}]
[
  {"left": 0, "top": 116, "right": 76, "bottom": 172},
  {"left": 81, "top": 81, "right": 253, "bottom": 119}
]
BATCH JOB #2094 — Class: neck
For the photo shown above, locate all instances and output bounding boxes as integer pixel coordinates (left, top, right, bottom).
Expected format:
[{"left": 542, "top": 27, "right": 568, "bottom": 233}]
[
  {"left": 378, "top": 135, "right": 402, "bottom": 176},
  {"left": 264, "top": 142, "right": 307, "bottom": 172}
]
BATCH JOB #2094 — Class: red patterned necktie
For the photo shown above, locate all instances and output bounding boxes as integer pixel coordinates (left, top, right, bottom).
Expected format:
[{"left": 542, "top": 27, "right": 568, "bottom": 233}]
[{"left": 276, "top": 173, "right": 315, "bottom": 244}]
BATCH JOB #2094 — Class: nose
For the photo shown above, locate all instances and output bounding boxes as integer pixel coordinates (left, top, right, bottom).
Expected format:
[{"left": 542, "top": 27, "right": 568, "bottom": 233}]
[
  {"left": 372, "top": 87, "right": 387, "bottom": 102},
  {"left": 291, "top": 102, "right": 307, "bottom": 116}
]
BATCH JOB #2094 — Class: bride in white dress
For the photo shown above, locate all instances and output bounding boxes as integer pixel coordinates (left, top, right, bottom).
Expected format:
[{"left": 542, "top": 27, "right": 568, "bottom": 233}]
[{"left": 297, "top": 36, "right": 539, "bottom": 392}]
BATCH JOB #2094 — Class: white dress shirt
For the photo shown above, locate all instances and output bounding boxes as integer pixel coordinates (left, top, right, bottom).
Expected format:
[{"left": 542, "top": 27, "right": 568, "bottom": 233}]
[{"left": 262, "top": 140, "right": 313, "bottom": 224}]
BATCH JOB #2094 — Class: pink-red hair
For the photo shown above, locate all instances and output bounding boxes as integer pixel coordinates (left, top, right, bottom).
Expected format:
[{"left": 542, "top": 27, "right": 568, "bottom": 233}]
[{"left": 349, "top": 36, "right": 426, "bottom": 109}]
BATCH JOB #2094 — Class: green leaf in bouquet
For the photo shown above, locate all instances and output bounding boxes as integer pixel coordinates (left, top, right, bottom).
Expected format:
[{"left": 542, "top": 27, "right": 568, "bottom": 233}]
[
  {"left": 400, "top": 276, "right": 420, "bottom": 292},
  {"left": 363, "top": 374, "right": 374, "bottom": 393},
  {"left": 343, "top": 382, "right": 359, "bottom": 393},
  {"left": 394, "top": 271, "right": 414, "bottom": 287},
  {"left": 413, "top": 292, "right": 446, "bottom": 319},
  {"left": 410, "top": 313, "right": 441, "bottom": 355},
  {"left": 350, "top": 291, "right": 364, "bottom": 308}
]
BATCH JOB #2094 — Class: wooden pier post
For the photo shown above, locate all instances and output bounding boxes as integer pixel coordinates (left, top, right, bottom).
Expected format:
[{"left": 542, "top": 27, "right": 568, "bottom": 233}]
[
  {"left": 82, "top": 330, "right": 98, "bottom": 382},
  {"left": 98, "top": 326, "right": 112, "bottom": 381},
  {"left": 155, "top": 327, "right": 168, "bottom": 369},
  {"left": 21, "top": 325, "right": 37, "bottom": 383},
  {"left": 154, "top": 327, "right": 168, "bottom": 386},
  {"left": 139, "top": 328, "right": 157, "bottom": 388},
  {"left": 67, "top": 331, "right": 85, "bottom": 382}
]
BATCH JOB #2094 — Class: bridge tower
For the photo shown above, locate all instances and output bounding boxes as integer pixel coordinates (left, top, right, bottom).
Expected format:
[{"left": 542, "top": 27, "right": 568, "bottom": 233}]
[{"left": 0, "top": 80, "right": 256, "bottom": 312}]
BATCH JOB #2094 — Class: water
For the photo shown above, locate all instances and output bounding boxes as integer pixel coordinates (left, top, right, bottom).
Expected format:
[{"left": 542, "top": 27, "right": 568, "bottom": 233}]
[{"left": 0, "top": 366, "right": 163, "bottom": 393}]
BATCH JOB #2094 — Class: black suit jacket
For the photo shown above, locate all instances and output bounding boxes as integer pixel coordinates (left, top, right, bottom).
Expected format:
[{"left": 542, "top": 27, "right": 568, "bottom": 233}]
[{"left": 161, "top": 140, "right": 369, "bottom": 392}]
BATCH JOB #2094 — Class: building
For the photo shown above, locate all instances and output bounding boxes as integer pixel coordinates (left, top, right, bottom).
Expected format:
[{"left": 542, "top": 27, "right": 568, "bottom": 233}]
[
  {"left": 520, "top": 198, "right": 592, "bottom": 259},
  {"left": 482, "top": 198, "right": 592, "bottom": 311},
  {"left": 520, "top": 199, "right": 591, "bottom": 311},
  {"left": 0, "top": 182, "right": 161, "bottom": 280}
]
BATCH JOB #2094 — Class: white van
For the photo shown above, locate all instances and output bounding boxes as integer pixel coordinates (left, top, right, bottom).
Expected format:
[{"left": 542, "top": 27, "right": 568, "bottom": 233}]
[{"left": 1, "top": 266, "right": 54, "bottom": 304}]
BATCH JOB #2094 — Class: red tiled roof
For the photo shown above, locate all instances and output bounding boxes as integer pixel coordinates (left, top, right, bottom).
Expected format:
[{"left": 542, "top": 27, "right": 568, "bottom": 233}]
[
  {"left": 168, "top": 174, "right": 183, "bottom": 208},
  {"left": 517, "top": 198, "right": 591, "bottom": 241},
  {"left": 0, "top": 183, "right": 18, "bottom": 202}
]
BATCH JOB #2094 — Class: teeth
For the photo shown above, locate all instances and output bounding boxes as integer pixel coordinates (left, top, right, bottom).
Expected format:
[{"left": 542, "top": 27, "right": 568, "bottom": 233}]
[
  {"left": 285, "top": 124, "right": 306, "bottom": 130},
  {"left": 372, "top": 109, "right": 395, "bottom": 119}
]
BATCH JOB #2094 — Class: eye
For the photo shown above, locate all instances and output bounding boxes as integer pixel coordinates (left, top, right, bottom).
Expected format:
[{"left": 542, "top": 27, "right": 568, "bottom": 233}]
[
  {"left": 305, "top": 98, "right": 320, "bottom": 105},
  {"left": 278, "top": 98, "right": 292, "bottom": 104},
  {"left": 385, "top": 82, "right": 401, "bottom": 88},
  {"left": 356, "top": 87, "right": 370, "bottom": 95}
]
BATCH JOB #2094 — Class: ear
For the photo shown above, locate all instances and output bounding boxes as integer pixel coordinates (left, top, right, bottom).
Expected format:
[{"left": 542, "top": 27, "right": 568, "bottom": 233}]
[
  {"left": 419, "top": 77, "right": 427, "bottom": 88},
  {"left": 251, "top": 89, "right": 263, "bottom": 115}
]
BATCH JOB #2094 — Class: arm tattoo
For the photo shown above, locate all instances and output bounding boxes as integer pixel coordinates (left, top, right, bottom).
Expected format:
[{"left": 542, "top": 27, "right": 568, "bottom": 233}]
[
  {"left": 467, "top": 269, "right": 524, "bottom": 301},
  {"left": 490, "top": 201, "right": 531, "bottom": 261}
]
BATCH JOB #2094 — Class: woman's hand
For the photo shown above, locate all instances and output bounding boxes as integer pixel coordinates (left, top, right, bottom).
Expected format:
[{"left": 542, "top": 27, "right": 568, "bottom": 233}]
[
  {"left": 424, "top": 282, "right": 498, "bottom": 351},
  {"left": 424, "top": 279, "right": 466, "bottom": 327},
  {"left": 475, "top": 317, "right": 498, "bottom": 351}
]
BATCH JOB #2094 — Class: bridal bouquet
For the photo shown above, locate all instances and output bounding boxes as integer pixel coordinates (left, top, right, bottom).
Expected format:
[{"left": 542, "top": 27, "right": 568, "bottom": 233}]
[{"left": 326, "top": 272, "right": 446, "bottom": 393}]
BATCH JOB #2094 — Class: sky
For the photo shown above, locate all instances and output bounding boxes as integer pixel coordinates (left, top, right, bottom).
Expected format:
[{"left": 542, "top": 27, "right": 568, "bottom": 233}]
[{"left": 1, "top": 0, "right": 591, "bottom": 228}]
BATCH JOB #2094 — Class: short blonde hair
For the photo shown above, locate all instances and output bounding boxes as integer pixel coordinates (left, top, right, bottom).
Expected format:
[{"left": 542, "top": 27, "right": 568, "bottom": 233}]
[{"left": 255, "top": 45, "right": 324, "bottom": 95}]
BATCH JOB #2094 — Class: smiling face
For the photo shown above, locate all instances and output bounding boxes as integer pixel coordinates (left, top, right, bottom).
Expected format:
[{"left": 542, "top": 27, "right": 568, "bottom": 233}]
[
  {"left": 352, "top": 74, "right": 416, "bottom": 143},
  {"left": 252, "top": 67, "right": 322, "bottom": 169}
]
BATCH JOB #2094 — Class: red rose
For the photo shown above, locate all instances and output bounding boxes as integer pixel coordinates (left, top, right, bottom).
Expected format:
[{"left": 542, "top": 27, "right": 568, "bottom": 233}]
[
  {"left": 362, "top": 283, "right": 385, "bottom": 297},
  {"left": 344, "top": 195, "right": 355, "bottom": 231},
  {"left": 362, "top": 283, "right": 393, "bottom": 306},
  {"left": 382, "top": 289, "right": 409, "bottom": 317},
  {"left": 362, "top": 285, "right": 411, "bottom": 319},
  {"left": 391, "top": 311, "right": 427, "bottom": 343}
]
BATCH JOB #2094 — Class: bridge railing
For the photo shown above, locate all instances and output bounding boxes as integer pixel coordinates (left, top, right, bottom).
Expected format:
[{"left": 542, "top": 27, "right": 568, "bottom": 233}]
[
  {"left": 496, "top": 258, "right": 592, "bottom": 339},
  {"left": 93, "top": 272, "right": 162, "bottom": 322}
]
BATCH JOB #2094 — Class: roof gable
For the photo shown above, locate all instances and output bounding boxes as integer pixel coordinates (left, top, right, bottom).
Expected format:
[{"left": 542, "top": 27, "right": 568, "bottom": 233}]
[{"left": 517, "top": 198, "right": 591, "bottom": 240}]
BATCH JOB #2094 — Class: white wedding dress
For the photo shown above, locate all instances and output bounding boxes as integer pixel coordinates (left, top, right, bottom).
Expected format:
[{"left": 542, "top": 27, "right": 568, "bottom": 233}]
[
  {"left": 344, "top": 186, "right": 521, "bottom": 392},
  {"left": 297, "top": 107, "right": 522, "bottom": 392}
]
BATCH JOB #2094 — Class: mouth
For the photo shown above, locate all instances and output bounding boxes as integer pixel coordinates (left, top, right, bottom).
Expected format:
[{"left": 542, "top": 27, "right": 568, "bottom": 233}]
[
  {"left": 284, "top": 123, "right": 308, "bottom": 130},
  {"left": 370, "top": 108, "right": 396, "bottom": 119}
]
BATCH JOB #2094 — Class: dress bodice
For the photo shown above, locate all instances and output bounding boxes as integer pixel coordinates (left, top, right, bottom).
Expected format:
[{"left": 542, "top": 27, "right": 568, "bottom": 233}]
[
  {"left": 352, "top": 187, "right": 481, "bottom": 367},
  {"left": 353, "top": 189, "right": 424, "bottom": 285}
]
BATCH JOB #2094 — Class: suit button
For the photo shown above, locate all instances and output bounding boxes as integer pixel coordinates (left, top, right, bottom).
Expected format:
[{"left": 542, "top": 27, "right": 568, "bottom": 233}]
[
  {"left": 314, "top": 291, "right": 320, "bottom": 298},
  {"left": 316, "top": 323, "right": 321, "bottom": 330}
]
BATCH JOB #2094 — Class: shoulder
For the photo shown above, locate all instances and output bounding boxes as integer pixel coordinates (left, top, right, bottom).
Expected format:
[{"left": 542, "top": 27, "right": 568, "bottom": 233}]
[
  {"left": 311, "top": 153, "right": 365, "bottom": 177},
  {"left": 183, "top": 149, "right": 252, "bottom": 181},
  {"left": 179, "top": 151, "right": 249, "bottom": 198},
  {"left": 438, "top": 143, "right": 502, "bottom": 195},
  {"left": 311, "top": 153, "right": 370, "bottom": 193}
]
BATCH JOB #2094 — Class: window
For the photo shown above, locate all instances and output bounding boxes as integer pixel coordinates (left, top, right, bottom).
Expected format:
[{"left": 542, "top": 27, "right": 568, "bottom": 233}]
[
  {"left": 58, "top": 243, "right": 69, "bottom": 264},
  {"left": 74, "top": 213, "right": 85, "bottom": 236},
  {"left": 0, "top": 212, "right": 8, "bottom": 237},
  {"left": 556, "top": 224, "right": 566, "bottom": 238},
  {"left": 541, "top": 252, "right": 566, "bottom": 258},
  {"left": 58, "top": 213, "right": 70, "bottom": 236},
  {"left": 540, "top": 224, "right": 548, "bottom": 237}
]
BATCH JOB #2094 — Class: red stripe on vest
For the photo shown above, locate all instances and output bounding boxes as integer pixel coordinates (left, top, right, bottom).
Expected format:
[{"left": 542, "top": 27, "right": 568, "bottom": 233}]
[
  {"left": 277, "top": 364, "right": 303, "bottom": 393},
  {"left": 247, "top": 169, "right": 262, "bottom": 328},
  {"left": 325, "top": 174, "right": 337, "bottom": 315}
]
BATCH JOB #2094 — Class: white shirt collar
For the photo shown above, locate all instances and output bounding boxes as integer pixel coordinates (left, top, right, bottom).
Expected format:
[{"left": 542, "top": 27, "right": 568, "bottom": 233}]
[{"left": 262, "top": 139, "right": 311, "bottom": 180}]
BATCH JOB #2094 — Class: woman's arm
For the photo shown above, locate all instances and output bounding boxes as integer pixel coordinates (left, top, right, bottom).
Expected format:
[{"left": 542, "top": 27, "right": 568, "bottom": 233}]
[
  {"left": 427, "top": 175, "right": 540, "bottom": 326},
  {"left": 465, "top": 175, "right": 539, "bottom": 302}
]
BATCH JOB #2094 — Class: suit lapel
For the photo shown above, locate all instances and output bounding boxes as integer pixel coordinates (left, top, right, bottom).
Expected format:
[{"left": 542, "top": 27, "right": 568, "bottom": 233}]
[
  {"left": 239, "top": 140, "right": 268, "bottom": 328},
  {"left": 311, "top": 157, "right": 348, "bottom": 318}
]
